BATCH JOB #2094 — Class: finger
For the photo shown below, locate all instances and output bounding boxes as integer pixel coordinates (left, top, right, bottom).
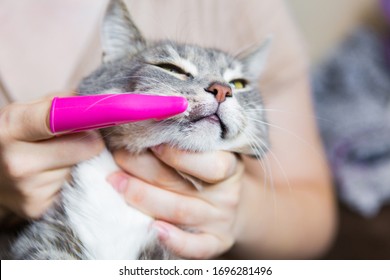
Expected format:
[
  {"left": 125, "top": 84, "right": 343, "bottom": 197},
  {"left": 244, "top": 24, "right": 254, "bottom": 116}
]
[
  {"left": 4, "top": 180, "right": 62, "bottom": 219},
  {"left": 3, "top": 131, "right": 104, "bottom": 178},
  {"left": 107, "top": 173, "right": 217, "bottom": 225},
  {"left": 16, "top": 168, "right": 70, "bottom": 194},
  {"left": 20, "top": 189, "right": 61, "bottom": 219},
  {"left": 112, "top": 149, "right": 193, "bottom": 191},
  {"left": 0, "top": 97, "right": 55, "bottom": 142},
  {"left": 10, "top": 168, "right": 68, "bottom": 218},
  {"left": 151, "top": 145, "right": 238, "bottom": 183},
  {"left": 153, "top": 221, "right": 229, "bottom": 259}
]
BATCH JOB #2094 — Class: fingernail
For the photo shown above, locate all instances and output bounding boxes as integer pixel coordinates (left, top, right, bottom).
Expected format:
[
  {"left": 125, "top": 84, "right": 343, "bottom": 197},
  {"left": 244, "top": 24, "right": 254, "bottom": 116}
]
[
  {"left": 153, "top": 222, "right": 170, "bottom": 241},
  {"left": 151, "top": 144, "right": 164, "bottom": 155},
  {"left": 107, "top": 172, "right": 129, "bottom": 193}
]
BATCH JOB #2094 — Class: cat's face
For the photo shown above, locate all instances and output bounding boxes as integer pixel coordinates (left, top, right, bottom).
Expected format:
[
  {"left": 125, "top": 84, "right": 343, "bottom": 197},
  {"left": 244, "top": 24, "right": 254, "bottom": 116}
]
[{"left": 78, "top": 0, "right": 269, "bottom": 157}]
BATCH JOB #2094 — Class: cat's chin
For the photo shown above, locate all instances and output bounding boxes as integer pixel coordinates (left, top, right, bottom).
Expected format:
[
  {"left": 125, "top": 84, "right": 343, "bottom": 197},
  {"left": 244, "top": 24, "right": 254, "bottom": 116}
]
[
  {"left": 107, "top": 124, "right": 263, "bottom": 155},
  {"left": 189, "top": 113, "right": 228, "bottom": 138}
]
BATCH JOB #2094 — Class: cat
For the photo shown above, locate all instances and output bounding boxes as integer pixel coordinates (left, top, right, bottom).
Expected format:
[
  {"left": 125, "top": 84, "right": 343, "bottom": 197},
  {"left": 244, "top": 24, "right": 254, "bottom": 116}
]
[
  {"left": 4, "top": 0, "right": 270, "bottom": 259},
  {"left": 312, "top": 27, "right": 390, "bottom": 217}
]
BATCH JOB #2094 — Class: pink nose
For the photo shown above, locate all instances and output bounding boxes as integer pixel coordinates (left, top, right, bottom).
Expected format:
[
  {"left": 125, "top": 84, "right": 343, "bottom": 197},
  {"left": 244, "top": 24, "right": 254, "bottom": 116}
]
[{"left": 206, "top": 83, "right": 233, "bottom": 103}]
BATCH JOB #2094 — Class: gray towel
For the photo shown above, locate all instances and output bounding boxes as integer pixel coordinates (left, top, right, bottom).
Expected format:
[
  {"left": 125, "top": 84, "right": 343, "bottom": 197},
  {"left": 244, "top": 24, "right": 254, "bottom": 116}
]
[{"left": 313, "top": 27, "right": 390, "bottom": 217}]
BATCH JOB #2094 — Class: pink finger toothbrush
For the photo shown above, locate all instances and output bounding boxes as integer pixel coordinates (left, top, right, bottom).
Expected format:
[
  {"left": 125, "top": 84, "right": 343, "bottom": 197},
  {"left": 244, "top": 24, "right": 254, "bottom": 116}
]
[{"left": 49, "top": 93, "right": 188, "bottom": 134}]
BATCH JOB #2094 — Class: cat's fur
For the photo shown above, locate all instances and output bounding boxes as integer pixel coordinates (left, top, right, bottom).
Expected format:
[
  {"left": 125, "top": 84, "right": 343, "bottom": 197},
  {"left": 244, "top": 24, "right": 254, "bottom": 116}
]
[
  {"left": 4, "top": 0, "right": 270, "bottom": 259},
  {"left": 312, "top": 27, "right": 390, "bottom": 217}
]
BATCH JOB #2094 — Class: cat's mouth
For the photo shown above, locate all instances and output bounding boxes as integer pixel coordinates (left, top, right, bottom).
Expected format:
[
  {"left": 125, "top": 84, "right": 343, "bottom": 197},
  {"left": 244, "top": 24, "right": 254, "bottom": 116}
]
[{"left": 190, "top": 113, "right": 228, "bottom": 138}]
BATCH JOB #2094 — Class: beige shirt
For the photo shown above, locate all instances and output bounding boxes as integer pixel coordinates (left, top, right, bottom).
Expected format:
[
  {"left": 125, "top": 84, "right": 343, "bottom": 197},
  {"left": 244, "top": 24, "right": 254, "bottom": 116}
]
[
  {"left": 0, "top": 0, "right": 107, "bottom": 105},
  {"left": 0, "top": 0, "right": 307, "bottom": 108}
]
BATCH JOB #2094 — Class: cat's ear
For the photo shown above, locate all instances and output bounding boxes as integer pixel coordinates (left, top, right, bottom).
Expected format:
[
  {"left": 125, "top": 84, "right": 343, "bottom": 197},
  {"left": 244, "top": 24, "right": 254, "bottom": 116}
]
[
  {"left": 238, "top": 36, "right": 272, "bottom": 78},
  {"left": 102, "top": 0, "right": 146, "bottom": 63}
]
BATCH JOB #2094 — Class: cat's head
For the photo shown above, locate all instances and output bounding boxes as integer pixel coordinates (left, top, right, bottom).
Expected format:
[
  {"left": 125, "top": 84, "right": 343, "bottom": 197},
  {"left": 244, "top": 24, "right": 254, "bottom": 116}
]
[{"left": 78, "top": 0, "right": 270, "bottom": 157}]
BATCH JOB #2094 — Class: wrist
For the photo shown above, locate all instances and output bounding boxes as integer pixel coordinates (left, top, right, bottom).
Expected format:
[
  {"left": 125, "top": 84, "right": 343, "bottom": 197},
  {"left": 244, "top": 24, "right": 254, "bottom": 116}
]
[{"left": 225, "top": 168, "right": 269, "bottom": 259}]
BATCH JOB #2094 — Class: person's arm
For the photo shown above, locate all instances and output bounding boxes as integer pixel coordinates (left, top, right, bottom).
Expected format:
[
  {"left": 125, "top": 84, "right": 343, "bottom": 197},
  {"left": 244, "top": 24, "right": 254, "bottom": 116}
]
[
  {"left": 228, "top": 75, "right": 336, "bottom": 259},
  {"left": 224, "top": 0, "right": 336, "bottom": 258},
  {"left": 0, "top": 95, "right": 104, "bottom": 220}
]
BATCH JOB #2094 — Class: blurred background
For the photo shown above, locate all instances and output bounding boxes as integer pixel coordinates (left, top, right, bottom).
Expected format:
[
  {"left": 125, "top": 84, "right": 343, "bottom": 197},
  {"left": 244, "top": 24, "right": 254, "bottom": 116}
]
[
  {"left": 288, "top": 0, "right": 381, "bottom": 63},
  {"left": 288, "top": 0, "right": 390, "bottom": 259}
]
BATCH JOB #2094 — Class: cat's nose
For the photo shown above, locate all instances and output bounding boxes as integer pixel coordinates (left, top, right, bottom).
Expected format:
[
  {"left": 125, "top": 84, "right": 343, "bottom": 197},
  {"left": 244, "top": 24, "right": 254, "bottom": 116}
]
[{"left": 205, "top": 82, "right": 233, "bottom": 103}]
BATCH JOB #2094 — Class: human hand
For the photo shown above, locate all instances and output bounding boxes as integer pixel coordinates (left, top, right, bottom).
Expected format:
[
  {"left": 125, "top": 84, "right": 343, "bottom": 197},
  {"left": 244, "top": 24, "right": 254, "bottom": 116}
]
[
  {"left": 0, "top": 95, "right": 104, "bottom": 219},
  {"left": 108, "top": 145, "right": 244, "bottom": 259}
]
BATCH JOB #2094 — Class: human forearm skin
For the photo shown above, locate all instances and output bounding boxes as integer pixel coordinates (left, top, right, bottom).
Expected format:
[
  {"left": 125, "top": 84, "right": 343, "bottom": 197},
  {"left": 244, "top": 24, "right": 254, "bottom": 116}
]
[
  {"left": 227, "top": 170, "right": 336, "bottom": 259},
  {"left": 225, "top": 74, "right": 337, "bottom": 260}
]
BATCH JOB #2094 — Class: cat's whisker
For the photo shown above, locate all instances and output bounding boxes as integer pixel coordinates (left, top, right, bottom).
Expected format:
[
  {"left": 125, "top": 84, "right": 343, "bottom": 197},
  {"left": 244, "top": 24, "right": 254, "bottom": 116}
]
[
  {"left": 238, "top": 126, "right": 273, "bottom": 193},
  {"left": 99, "top": 126, "right": 123, "bottom": 142},
  {"left": 242, "top": 128, "right": 273, "bottom": 185},
  {"left": 246, "top": 128, "right": 292, "bottom": 194},
  {"left": 246, "top": 116, "right": 323, "bottom": 159},
  {"left": 251, "top": 141, "right": 272, "bottom": 194},
  {"left": 245, "top": 108, "right": 333, "bottom": 124},
  {"left": 241, "top": 128, "right": 276, "bottom": 204},
  {"left": 244, "top": 133, "right": 269, "bottom": 190}
]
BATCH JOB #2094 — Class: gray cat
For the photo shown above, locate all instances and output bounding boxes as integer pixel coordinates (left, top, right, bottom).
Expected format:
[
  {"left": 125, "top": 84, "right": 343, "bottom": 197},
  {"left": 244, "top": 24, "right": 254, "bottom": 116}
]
[
  {"left": 4, "top": 0, "right": 270, "bottom": 259},
  {"left": 313, "top": 27, "right": 390, "bottom": 217}
]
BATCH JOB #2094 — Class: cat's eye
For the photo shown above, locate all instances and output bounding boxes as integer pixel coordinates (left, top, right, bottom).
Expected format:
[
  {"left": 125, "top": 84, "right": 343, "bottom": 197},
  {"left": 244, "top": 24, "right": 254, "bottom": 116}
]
[
  {"left": 155, "top": 63, "right": 192, "bottom": 78},
  {"left": 229, "top": 79, "right": 247, "bottom": 90}
]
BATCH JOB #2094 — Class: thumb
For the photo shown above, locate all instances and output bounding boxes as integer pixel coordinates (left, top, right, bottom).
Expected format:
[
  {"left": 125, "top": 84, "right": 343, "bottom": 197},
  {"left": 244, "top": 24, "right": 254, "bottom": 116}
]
[{"left": 0, "top": 97, "right": 54, "bottom": 142}]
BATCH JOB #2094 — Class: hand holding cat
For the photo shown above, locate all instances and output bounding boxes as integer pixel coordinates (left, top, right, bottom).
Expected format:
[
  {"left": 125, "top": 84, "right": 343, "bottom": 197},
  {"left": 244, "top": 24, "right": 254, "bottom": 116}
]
[
  {"left": 109, "top": 145, "right": 242, "bottom": 259},
  {"left": 0, "top": 95, "right": 104, "bottom": 218}
]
